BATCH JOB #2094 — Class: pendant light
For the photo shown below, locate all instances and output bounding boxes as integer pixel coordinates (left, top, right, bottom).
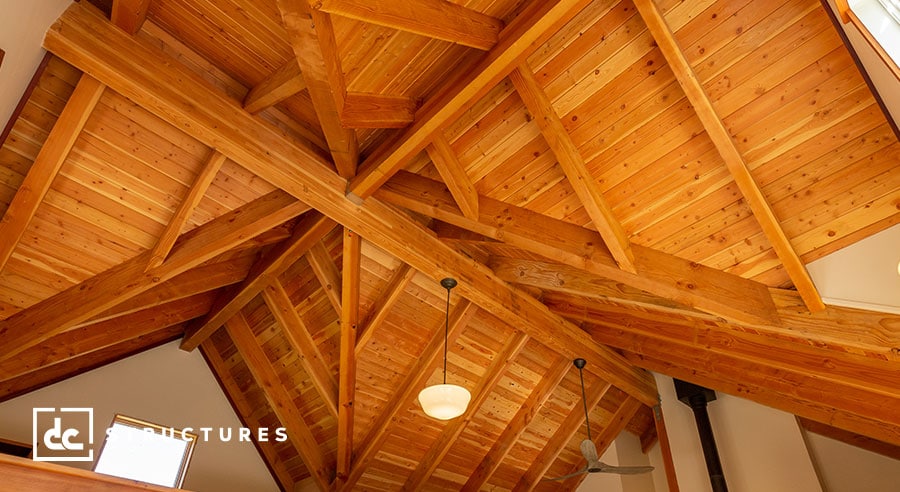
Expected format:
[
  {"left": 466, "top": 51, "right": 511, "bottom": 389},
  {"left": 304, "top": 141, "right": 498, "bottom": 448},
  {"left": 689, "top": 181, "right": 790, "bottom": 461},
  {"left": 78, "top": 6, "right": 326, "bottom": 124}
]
[{"left": 418, "top": 278, "right": 471, "bottom": 420}]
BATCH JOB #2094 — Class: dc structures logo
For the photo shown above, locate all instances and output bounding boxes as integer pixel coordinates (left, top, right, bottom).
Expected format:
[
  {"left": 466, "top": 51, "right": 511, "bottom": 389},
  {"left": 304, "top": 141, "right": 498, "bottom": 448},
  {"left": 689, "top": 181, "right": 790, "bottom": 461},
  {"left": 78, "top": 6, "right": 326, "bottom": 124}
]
[{"left": 32, "top": 408, "right": 94, "bottom": 462}]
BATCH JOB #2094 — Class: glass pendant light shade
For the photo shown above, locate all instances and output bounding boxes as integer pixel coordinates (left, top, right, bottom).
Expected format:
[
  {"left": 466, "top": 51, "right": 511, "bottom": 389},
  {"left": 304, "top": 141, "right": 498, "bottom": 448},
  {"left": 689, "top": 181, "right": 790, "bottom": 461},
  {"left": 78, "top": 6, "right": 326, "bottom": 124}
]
[
  {"left": 418, "top": 383, "right": 471, "bottom": 420},
  {"left": 419, "top": 278, "right": 470, "bottom": 420}
]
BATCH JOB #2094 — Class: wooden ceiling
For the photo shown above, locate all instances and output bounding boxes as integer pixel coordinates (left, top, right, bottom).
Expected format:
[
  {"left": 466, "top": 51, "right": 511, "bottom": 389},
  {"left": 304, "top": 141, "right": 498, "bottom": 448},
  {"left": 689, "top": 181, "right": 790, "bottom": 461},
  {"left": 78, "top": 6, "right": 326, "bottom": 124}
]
[{"left": 0, "top": 0, "right": 897, "bottom": 490}]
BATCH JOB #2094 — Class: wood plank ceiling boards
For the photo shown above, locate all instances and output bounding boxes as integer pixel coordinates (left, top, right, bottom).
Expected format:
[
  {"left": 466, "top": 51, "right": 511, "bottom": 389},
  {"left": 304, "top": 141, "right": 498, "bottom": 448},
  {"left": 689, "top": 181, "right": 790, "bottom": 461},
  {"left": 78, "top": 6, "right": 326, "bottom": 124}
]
[{"left": 0, "top": 0, "right": 896, "bottom": 489}]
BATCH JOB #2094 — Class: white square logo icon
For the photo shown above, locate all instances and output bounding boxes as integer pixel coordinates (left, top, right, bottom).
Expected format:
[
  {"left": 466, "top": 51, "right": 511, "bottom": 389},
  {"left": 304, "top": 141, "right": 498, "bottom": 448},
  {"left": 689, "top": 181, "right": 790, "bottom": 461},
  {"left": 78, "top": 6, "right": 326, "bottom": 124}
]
[{"left": 32, "top": 407, "right": 94, "bottom": 462}]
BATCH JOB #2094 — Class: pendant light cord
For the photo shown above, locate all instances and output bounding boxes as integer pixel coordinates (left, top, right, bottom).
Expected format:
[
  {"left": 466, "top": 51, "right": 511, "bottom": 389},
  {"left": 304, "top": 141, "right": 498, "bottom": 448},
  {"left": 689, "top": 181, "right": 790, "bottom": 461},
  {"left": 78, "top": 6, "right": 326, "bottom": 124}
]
[
  {"left": 443, "top": 283, "right": 450, "bottom": 385},
  {"left": 579, "top": 366, "right": 592, "bottom": 442}
]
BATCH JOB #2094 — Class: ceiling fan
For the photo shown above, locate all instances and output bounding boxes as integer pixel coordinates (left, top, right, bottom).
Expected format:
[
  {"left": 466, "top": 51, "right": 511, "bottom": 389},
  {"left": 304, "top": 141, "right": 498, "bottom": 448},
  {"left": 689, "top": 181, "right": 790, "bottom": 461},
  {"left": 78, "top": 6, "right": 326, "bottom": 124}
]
[{"left": 544, "top": 358, "right": 655, "bottom": 482}]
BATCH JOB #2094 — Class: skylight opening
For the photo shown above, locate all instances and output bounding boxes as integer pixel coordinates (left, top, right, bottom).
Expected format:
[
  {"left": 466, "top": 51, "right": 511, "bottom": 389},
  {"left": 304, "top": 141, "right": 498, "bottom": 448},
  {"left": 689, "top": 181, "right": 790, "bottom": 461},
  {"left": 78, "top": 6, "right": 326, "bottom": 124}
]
[
  {"left": 840, "top": 0, "right": 900, "bottom": 75},
  {"left": 93, "top": 415, "right": 197, "bottom": 488}
]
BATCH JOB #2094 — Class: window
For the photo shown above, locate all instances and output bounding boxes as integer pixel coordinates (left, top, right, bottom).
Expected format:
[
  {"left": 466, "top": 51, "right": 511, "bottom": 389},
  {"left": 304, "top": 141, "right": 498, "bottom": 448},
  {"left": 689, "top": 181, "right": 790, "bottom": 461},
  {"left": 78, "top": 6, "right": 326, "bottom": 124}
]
[
  {"left": 93, "top": 415, "right": 197, "bottom": 488},
  {"left": 837, "top": 0, "right": 900, "bottom": 77}
]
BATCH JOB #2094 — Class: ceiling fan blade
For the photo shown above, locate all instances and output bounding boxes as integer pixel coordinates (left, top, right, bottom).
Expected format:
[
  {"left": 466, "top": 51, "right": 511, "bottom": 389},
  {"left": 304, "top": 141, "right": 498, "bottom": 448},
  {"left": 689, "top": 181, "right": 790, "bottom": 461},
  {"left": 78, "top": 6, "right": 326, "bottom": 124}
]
[
  {"left": 542, "top": 467, "right": 589, "bottom": 481},
  {"left": 580, "top": 439, "right": 599, "bottom": 462},
  {"left": 595, "top": 463, "right": 655, "bottom": 475}
]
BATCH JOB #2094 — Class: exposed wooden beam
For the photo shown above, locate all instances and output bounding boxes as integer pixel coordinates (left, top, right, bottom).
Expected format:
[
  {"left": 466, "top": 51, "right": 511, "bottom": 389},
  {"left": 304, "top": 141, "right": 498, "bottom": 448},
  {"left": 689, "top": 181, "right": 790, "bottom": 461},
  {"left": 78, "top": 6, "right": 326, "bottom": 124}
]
[
  {"left": 111, "top": 0, "right": 150, "bottom": 35},
  {"left": 0, "top": 293, "right": 212, "bottom": 383},
  {"left": 0, "top": 325, "right": 182, "bottom": 402},
  {"left": 0, "top": 74, "right": 104, "bottom": 273},
  {"left": 461, "top": 356, "right": 571, "bottom": 492},
  {"left": 181, "top": 212, "right": 335, "bottom": 351},
  {"left": 546, "top": 296, "right": 900, "bottom": 445},
  {"left": 277, "top": 0, "right": 358, "bottom": 178},
  {"left": 243, "top": 59, "right": 306, "bottom": 114},
  {"left": 341, "top": 301, "right": 477, "bottom": 490},
  {"left": 356, "top": 263, "right": 415, "bottom": 355},
  {"left": 0, "top": 190, "right": 308, "bottom": 360},
  {"left": 512, "top": 379, "right": 613, "bottom": 491},
  {"left": 306, "top": 240, "right": 343, "bottom": 316},
  {"left": 262, "top": 280, "right": 339, "bottom": 419},
  {"left": 653, "top": 404, "right": 680, "bottom": 492},
  {"left": 44, "top": 2, "right": 658, "bottom": 407},
  {"left": 799, "top": 416, "right": 900, "bottom": 462},
  {"left": 79, "top": 253, "right": 253, "bottom": 328},
  {"left": 402, "top": 332, "right": 529, "bottom": 490},
  {"left": 510, "top": 64, "right": 636, "bottom": 273},
  {"left": 631, "top": 0, "right": 824, "bottom": 312},
  {"left": 378, "top": 171, "right": 779, "bottom": 326},
  {"left": 337, "top": 228, "right": 360, "bottom": 484},
  {"left": 200, "top": 340, "right": 298, "bottom": 491},
  {"left": 426, "top": 135, "right": 479, "bottom": 221},
  {"left": 314, "top": 0, "right": 502, "bottom": 50},
  {"left": 557, "top": 398, "right": 643, "bottom": 492},
  {"left": 341, "top": 92, "right": 416, "bottom": 128},
  {"left": 349, "top": 0, "right": 594, "bottom": 198},
  {"left": 225, "top": 312, "right": 332, "bottom": 491},
  {"left": 146, "top": 150, "right": 226, "bottom": 270}
]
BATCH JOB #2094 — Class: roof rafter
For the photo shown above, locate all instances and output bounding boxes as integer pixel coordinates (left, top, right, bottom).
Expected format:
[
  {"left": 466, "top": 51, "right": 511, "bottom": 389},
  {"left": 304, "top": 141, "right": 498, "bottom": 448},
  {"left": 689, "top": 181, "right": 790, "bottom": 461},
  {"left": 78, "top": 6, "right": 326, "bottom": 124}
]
[
  {"left": 401, "top": 331, "right": 529, "bottom": 490},
  {"left": 512, "top": 379, "right": 613, "bottom": 490},
  {"left": 509, "top": 63, "right": 637, "bottom": 273},
  {"left": 200, "top": 340, "right": 298, "bottom": 491},
  {"left": 314, "top": 0, "right": 502, "bottom": 50},
  {"left": 0, "top": 190, "right": 309, "bottom": 360},
  {"left": 306, "top": 240, "right": 343, "bottom": 316},
  {"left": 461, "top": 355, "right": 571, "bottom": 491},
  {"left": 146, "top": 149, "right": 226, "bottom": 270},
  {"left": 0, "top": 74, "right": 105, "bottom": 274},
  {"left": 341, "top": 92, "right": 416, "bottom": 128},
  {"left": 349, "top": 0, "right": 594, "bottom": 198},
  {"left": 631, "top": 0, "right": 825, "bottom": 312},
  {"left": 243, "top": 59, "right": 306, "bottom": 114},
  {"left": 341, "top": 300, "right": 477, "bottom": 490},
  {"left": 355, "top": 263, "right": 415, "bottom": 355},
  {"left": 181, "top": 212, "right": 336, "bottom": 351},
  {"left": 277, "top": 0, "right": 358, "bottom": 178},
  {"left": 225, "top": 311, "right": 332, "bottom": 490},
  {"left": 426, "top": 134, "right": 479, "bottom": 221},
  {"left": 43, "top": 1, "right": 658, "bottom": 407},
  {"left": 261, "top": 280, "right": 339, "bottom": 419},
  {"left": 336, "top": 228, "right": 360, "bottom": 484},
  {"left": 111, "top": 0, "right": 150, "bottom": 35},
  {"left": 377, "top": 171, "right": 779, "bottom": 326}
]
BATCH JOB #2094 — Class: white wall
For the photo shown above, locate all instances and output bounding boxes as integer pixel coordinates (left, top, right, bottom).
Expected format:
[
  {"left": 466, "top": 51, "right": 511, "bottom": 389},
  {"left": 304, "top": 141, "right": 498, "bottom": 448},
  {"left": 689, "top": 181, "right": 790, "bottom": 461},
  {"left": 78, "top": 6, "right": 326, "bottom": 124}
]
[
  {"left": 0, "top": 340, "right": 279, "bottom": 492},
  {"left": 0, "top": 0, "right": 72, "bottom": 127},
  {"left": 804, "top": 431, "right": 900, "bottom": 492}
]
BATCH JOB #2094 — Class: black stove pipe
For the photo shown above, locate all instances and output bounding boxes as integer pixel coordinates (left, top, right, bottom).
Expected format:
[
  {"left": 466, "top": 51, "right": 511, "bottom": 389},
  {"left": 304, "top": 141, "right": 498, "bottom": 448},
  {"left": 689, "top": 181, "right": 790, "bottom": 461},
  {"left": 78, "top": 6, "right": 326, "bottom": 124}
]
[{"left": 675, "top": 379, "right": 728, "bottom": 492}]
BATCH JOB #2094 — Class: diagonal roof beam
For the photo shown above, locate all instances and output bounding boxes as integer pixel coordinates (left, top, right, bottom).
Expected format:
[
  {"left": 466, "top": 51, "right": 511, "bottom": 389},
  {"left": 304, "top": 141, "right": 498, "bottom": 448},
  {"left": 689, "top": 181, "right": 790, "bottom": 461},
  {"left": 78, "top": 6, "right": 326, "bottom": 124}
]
[
  {"left": 341, "top": 300, "right": 477, "bottom": 490},
  {"left": 200, "top": 340, "right": 299, "bottom": 491},
  {"left": 355, "top": 263, "right": 415, "bottom": 355},
  {"left": 0, "top": 74, "right": 105, "bottom": 274},
  {"left": 512, "top": 379, "right": 613, "bottom": 491},
  {"left": 262, "top": 279, "right": 339, "bottom": 419},
  {"left": 277, "top": 0, "right": 358, "bottom": 178},
  {"left": 0, "top": 189, "right": 309, "bottom": 360},
  {"left": 181, "top": 212, "right": 335, "bottom": 351},
  {"left": 306, "top": 240, "right": 343, "bottom": 316},
  {"left": 44, "top": 1, "right": 658, "bottom": 407},
  {"left": 225, "top": 311, "right": 332, "bottom": 491},
  {"left": 402, "top": 332, "right": 529, "bottom": 490},
  {"left": 146, "top": 150, "right": 226, "bottom": 270},
  {"left": 336, "top": 228, "right": 360, "bottom": 485},
  {"left": 461, "top": 355, "right": 571, "bottom": 492},
  {"left": 510, "top": 64, "right": 636, "bottom": 273},
  {"left": 378, "top": 171, "right": 779, "bottom": 326},
  {"left": 313, "top": 0, "right": 502, "bottom": 50},
  {"left": 632, "top": 0, "right": 824, "bottom": 312},
  {"left": 349, "top": 0, "right": 595, "bottom": 198},
  {"left": 426, "top": 135, "right": 479, "bottom": 221},
  {"left": 243, "top": 59, "right": 306, "bottom": 114}
]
